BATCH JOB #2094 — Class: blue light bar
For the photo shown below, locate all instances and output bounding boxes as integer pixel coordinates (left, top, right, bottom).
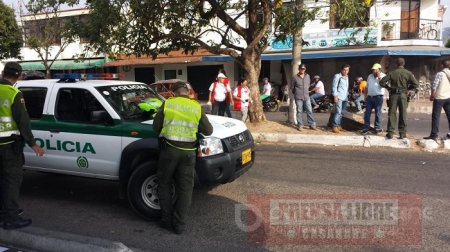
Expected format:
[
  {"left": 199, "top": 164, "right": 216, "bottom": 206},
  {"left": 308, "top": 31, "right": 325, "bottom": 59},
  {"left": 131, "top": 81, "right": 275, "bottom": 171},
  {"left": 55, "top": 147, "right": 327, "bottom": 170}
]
[{"left": 53, "top": 73, "right": 124, "bottom": 80}]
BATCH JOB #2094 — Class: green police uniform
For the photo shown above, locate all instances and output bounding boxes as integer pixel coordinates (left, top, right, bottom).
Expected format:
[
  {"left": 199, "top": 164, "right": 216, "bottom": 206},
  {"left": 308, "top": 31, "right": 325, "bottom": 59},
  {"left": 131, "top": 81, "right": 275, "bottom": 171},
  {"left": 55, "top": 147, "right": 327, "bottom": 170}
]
[
  {"left": 0, "top": 79, "right": 36, "bottom": 225},
  {"left": 380, "top": 67, "right": 419, "bottom": 137},
  {"left": 153, "top": 95, "right": 212, "bottom": 234}
]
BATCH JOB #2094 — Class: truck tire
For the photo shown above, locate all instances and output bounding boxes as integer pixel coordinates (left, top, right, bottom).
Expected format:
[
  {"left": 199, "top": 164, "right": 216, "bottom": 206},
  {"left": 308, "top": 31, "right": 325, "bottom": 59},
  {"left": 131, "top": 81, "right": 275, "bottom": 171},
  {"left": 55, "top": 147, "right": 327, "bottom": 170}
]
[{"left": 127, "top": 160, "right": 176, "bottom": 220}]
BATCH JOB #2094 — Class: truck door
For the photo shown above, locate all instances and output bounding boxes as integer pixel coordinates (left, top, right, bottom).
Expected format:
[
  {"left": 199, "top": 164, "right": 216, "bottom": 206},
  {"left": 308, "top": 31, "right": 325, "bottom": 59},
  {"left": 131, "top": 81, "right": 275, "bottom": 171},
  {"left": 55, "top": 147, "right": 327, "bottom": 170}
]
[{"left": 35, "top": 87, "right": 122, "bottom": 178}]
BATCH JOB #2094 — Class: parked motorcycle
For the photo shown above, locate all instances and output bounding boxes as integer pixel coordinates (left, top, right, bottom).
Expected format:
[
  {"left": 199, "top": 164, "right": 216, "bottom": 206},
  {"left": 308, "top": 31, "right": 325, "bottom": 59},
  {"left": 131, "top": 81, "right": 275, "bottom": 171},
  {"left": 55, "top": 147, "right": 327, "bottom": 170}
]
[
  {"left": 261, "top": 95, "right": 279, "bottom": 112},
  {"left": 313, "top": 95, "right": 333, "bottom": 113}
]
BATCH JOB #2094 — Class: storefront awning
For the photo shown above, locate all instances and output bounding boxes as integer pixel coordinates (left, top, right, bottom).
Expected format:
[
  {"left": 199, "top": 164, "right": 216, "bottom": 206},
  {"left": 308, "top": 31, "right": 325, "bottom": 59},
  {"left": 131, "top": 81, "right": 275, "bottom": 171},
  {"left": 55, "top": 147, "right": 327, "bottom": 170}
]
[
  {"left": 20, "top": 59, "right": 105, "bottom": 71},
  {"left": 201, "top": 46, "right": 450, "bottom": 62}
]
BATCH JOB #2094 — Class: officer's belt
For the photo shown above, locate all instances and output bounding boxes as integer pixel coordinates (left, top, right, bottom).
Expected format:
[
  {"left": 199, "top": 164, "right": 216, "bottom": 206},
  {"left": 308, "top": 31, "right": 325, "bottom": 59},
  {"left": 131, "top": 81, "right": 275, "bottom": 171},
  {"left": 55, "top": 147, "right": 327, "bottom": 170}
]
[
  {"left": 0, "top": 135, "right": 17, "bottom": 145},
  {"left": 165, "top": 140, "right": 197, "bottom": 151}
]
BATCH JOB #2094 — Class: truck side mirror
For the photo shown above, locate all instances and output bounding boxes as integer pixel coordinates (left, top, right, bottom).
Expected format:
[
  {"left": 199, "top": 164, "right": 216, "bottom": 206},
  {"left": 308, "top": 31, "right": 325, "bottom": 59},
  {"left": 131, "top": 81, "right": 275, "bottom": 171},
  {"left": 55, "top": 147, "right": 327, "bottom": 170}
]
[{"left": 90, "top": 110, "right": 113, "bottom": 125}]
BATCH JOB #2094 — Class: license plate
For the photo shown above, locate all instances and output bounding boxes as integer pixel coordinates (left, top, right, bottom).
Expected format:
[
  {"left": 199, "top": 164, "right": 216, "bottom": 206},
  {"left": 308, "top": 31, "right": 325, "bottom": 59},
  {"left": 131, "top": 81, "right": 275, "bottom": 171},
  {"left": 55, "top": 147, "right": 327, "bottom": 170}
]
[{"left": 242, "top": 148, "right": 252, "bottom": 165}]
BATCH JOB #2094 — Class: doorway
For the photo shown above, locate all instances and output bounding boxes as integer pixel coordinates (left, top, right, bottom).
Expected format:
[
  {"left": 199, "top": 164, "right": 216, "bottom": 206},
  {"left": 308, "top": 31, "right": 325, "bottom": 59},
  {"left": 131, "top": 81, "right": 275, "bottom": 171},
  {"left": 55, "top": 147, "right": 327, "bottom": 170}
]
[
  {"left": 187, "top": 65, "right": 223, "bottom": 100},
  {"left": 135, "top": 67, "right": 155, "bottom": 84}
]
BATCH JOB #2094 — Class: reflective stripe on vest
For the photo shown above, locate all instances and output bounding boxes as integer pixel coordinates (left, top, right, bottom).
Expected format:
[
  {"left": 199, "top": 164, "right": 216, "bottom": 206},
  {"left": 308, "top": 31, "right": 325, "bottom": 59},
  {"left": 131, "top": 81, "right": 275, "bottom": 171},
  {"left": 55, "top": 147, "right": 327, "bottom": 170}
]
[
  {"left": 160, "top": 97, "right": 201, "bottom": 142},
  {"left": 0, "top": 84, "right": 20, "bottom": 137}
]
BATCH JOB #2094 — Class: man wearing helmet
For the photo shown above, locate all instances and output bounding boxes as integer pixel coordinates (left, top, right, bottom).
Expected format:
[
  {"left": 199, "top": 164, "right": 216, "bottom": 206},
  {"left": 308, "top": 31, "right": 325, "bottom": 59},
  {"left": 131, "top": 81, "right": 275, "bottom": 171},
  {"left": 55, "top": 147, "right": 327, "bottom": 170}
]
[{"left": 309, "top": 75, "right": 325, "bottom": 110}]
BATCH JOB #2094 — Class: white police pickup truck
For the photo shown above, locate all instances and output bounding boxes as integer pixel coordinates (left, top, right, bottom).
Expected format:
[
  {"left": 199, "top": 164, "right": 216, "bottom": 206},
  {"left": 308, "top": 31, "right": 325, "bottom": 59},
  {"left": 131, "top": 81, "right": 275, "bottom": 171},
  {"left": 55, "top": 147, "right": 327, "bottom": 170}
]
[{"left": 16, "top": 75, "right": 255, "bottom": 219}]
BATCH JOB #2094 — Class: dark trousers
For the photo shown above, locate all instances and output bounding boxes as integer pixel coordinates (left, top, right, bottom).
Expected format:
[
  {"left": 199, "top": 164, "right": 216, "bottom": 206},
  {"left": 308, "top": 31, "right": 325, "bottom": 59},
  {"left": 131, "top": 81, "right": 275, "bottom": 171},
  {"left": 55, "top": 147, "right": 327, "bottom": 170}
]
[
  {"left": 157, "top": 145, "right": 196, "bottom": 228},
  {"left": 0, "top": 142, "right": 24, "bottom": 217},
  {"left": 212, "top": 101, "right": 227, "bottom": 116},
  {"left": 364, "top": 95, "right": 384, "bottom": 130},
  {"left": 225, "top": 103, "right": 232, "bottom": 118},
  {"left": 387, "top": 93, "right": 408, "bottom": 135},
  {"left": 429, "top": 98, "right": 450, "bottom": 137}
]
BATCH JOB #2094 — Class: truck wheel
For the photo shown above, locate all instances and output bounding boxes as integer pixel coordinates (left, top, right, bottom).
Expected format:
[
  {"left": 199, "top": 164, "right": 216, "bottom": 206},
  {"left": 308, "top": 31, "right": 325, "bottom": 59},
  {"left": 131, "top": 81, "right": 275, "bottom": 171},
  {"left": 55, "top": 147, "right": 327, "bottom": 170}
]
[{"left": 127, "top": 161, "right": 176, "bottom": 220}]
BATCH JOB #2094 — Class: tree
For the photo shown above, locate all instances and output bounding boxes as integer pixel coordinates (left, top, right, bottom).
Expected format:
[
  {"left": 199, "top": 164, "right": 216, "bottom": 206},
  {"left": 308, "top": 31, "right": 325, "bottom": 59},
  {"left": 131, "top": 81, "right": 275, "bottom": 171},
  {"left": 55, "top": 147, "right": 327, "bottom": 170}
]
[
  {"left": 0, "top": 0, "right": 23, "bottom": 60},
  {"left": 85, "top": 0, "right": 383, "bottom": 122},
  {"left": 19, "top": 0, "right": 81, "bottom": 78},
  {"left": 85, "top": 0, "right": 287, "bottom": 122}
]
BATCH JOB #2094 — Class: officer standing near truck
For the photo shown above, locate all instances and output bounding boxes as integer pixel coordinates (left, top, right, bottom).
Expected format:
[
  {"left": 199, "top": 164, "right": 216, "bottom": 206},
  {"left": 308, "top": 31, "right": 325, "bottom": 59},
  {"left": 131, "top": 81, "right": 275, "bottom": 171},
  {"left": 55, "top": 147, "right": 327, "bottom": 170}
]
[
  {"left": 380, "top": 58, "right": 419, "bottom": 139},
  {"left": 0, "top": 62, "right": 45, "bottom": 230},
  {"left": 153, "top": 81, "right": 213, "bottom": 234}
]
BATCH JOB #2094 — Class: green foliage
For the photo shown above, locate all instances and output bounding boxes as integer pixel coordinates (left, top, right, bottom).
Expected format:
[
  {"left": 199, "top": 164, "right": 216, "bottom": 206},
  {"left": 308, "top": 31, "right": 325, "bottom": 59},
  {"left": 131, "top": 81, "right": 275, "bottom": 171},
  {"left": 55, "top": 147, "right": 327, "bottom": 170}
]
[
  {"left": 0, "top": 0, "right": 23, "bottom": 59},
  {"left": 85, "top": 0, "right": 273, "bottom": 61},
  {"left": 445, "top": 38, "right": 450, "bottom": 48}
]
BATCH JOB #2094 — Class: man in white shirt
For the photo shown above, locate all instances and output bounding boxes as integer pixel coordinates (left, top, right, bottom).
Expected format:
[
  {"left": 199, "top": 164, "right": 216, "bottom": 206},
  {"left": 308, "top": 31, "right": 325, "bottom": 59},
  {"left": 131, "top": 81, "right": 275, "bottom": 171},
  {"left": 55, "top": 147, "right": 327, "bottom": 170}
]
[
  {"left": 423, "top": 59, "right": 450, "bottom": 141},
  {"left": 309, "top": 75, "right": 325, "bottom": 109},
  {"left": 233, "top": 79, "right": 251, "bottom": 122},
  {"left": 362, "top": 63, "right": 386, "bottom": 134},
  {"left": 208, "top": 73, "right": 232, "bottom": 116},
  {"left": 262, "top": 77, "right": 272, "bottom": 96}
]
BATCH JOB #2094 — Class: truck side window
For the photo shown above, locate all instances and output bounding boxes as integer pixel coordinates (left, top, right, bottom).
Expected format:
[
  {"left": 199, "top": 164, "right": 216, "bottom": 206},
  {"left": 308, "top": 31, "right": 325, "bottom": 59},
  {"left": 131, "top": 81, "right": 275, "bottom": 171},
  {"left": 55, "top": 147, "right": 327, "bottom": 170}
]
[
  {"left": 56, "top": 88, "right": 111, "bottom": 124},
  {"left": 19, "top": 87, "right": 48, "bottom": 120}
]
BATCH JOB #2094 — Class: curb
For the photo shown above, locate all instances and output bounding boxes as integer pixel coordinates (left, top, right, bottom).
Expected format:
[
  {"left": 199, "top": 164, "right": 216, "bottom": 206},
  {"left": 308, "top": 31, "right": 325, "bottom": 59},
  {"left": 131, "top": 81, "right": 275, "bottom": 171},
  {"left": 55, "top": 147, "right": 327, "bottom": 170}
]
[
  {"left": 252, "top": 132, "right": 412, "bottom": 149},
  {"left": 0, "top": 226, "right": 132, "bottom": 252}
]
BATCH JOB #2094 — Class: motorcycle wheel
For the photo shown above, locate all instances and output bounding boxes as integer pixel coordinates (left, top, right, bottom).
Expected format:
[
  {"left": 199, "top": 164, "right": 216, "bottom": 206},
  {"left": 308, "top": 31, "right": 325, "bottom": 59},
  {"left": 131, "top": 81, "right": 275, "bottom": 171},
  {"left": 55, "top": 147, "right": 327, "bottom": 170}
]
[{"left": 267, "top": 100, "right": 279, "bottom": 112}]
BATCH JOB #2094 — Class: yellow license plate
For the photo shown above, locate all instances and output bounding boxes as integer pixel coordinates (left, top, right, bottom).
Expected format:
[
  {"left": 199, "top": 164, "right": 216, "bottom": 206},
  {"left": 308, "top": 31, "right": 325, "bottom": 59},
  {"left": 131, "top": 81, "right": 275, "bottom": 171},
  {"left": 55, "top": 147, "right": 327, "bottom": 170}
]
[{"left": 242, "top": 148, "right": 252, "bottom": 165}]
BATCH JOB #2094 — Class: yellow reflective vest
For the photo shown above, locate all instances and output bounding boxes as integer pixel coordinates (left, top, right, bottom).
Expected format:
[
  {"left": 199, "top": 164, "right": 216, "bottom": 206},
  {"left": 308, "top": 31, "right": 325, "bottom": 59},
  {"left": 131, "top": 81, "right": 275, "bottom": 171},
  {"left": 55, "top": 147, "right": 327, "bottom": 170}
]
[
  {"left": 160, "top": 97, "right": 201, "bottom": 142},
  {"left": 0, "top": 84, "right": 20, "bottom": 138}
]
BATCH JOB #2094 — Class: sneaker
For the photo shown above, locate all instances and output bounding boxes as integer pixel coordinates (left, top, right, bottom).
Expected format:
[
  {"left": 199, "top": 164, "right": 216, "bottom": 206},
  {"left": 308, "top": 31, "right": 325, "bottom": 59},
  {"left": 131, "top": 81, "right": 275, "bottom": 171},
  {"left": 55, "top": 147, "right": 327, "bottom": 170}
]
[
  {"left": 398, "top": 134, "right": 407, "bottom": 139},
  {"left": 337, "top": 126, "right": 343, "bottom": 131},
  {"left": 332, "top": 127, "right": 340, "bottom": 134},
  {"left": 356, "top": 110, "right": 364, "bottom": 114},
  {"left": 375, "top": 128, "right": 383, "bottom": 134},
  {"left": 361, "top": 129, "right": 369, "bottom": 134},
  {"left": 297, "top": 126, "right": 303, "bottom": 131},
  {"left": 423, "top": 135, "right": 438, "bottom": 141},
  {"left": 309, "top": 126, "right": 318, "bottom": 130},
  {"left": 386, "top": 133, "right": 393, "bottom": 139}
]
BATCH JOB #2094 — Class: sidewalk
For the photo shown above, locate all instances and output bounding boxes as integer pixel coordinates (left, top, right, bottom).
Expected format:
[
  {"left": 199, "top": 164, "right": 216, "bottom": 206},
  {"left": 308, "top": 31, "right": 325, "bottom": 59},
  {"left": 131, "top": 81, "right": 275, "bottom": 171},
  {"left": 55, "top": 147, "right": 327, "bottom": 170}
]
[{"left": 245, "top": 101, "right": 450, "bottom": 152}]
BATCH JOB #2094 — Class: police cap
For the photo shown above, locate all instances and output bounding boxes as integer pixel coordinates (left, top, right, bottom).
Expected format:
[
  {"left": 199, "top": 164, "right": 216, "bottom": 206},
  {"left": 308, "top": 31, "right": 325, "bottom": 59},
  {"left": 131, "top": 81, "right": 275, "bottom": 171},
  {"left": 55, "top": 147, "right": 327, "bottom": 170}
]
[{"left": 3, "top": 62, "right": 22, "bottom": 77}]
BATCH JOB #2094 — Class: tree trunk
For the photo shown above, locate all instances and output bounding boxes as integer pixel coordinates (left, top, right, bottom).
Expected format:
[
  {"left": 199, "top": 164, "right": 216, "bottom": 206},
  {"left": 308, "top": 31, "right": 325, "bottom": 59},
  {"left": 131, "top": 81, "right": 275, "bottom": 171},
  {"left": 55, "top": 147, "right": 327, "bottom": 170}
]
[
  {"left": 288, "top": 0, "right": 304, "bottom": 125},
  {"left": 239, "top": 48, "right": 266, "bottom": 123}
]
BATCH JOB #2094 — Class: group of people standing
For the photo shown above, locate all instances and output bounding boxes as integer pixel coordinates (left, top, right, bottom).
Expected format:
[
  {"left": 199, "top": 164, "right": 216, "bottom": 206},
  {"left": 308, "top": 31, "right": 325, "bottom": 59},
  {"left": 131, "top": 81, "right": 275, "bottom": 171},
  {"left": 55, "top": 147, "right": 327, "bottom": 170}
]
[{"left": 329, "top": 58, "right": 421, "bottom": 139}]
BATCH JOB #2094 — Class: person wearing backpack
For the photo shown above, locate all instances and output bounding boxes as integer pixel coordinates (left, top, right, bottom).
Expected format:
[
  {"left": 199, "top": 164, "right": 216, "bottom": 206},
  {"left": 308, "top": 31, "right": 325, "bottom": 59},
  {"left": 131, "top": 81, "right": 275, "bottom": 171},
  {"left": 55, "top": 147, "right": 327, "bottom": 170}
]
[{"left": 233, "top": 79, "right": 251, "bottom": 122}]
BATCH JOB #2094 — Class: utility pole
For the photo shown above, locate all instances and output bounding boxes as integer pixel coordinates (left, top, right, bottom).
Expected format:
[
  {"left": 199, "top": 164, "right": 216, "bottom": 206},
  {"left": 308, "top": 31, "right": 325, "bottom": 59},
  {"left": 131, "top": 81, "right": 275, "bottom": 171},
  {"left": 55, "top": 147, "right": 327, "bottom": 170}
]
[{"left": 288, "top": 0, "right": 303, "bottom": 124}]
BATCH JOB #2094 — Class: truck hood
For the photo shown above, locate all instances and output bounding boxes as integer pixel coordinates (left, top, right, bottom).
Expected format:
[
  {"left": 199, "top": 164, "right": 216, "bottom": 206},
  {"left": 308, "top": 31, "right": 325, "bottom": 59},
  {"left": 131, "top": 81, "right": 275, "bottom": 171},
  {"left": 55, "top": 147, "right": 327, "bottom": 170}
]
[{"left": 141, "top": 115, "right": 248, "bottom": 139}]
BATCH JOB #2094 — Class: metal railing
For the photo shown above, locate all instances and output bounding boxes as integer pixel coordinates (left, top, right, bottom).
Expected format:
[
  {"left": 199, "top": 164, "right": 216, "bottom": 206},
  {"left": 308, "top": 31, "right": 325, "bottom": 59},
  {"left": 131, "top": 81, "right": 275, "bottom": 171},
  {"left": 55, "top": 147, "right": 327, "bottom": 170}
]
[{"left": 381, "top": 19, "right": 442, "bottom": 41}]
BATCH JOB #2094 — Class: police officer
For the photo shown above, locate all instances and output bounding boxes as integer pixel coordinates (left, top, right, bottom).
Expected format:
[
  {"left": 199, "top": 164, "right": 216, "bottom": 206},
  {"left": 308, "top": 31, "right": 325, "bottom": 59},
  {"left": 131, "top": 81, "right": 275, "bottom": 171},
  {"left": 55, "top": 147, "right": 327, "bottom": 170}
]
[
  {"left": 380, "top": 58, "right": 419, "bottom": 139},
  {"left": 153, "top": 81, "right": 212, "bottom": 234},
  {"left": 0, "top": 62, "right": 45, "bottom": 230}
]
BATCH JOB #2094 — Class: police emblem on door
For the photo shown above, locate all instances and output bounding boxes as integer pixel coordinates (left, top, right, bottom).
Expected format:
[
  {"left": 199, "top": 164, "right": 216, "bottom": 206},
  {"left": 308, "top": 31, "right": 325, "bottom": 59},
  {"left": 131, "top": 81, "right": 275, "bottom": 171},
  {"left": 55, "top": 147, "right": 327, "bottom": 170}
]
[{"left": 77, "top": 156, "right": 89, "bottom": 169}]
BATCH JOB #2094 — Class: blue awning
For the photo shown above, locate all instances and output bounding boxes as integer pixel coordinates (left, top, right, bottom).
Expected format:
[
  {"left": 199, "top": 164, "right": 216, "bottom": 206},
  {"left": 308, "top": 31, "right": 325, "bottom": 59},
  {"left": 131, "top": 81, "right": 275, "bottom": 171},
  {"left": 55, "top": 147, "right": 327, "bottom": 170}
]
[{"left": 201, "top": 46, "right": 450, "bottom": 62}]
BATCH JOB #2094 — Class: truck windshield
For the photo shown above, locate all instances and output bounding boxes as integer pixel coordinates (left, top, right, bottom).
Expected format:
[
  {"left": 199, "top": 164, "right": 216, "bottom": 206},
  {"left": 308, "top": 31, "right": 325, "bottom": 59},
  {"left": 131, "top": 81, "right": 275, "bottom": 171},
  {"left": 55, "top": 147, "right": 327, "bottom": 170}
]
[{"left": 96, "top": 84, "right": 164, "bottom": 121}]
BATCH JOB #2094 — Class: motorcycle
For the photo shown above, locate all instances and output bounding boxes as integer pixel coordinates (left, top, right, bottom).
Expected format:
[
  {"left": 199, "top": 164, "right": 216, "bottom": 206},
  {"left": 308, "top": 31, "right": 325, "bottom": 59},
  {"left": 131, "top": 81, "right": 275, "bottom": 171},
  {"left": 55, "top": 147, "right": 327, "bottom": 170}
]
[
  {"left": 261, "top": 95, "right": 279, "bottom": 112},
  {"left": 313, "top": 95, "right": 333, "bottom": 113}
]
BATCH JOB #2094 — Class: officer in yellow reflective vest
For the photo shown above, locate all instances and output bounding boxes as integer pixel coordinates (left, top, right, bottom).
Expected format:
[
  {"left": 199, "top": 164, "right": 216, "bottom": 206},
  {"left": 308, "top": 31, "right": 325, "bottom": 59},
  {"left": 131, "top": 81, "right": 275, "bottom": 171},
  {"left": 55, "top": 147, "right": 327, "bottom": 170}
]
[
  {"left": 153, "top": 81, "right": 212, "bottom": 234},
  {"left": 0, "top": 62, "right": 45, "bottom": 230}
]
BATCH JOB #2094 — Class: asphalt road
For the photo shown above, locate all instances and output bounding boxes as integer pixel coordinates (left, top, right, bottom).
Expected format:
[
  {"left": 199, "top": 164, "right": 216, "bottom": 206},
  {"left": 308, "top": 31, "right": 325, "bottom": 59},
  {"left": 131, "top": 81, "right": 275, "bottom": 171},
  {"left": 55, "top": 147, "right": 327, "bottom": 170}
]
[{"left": 17, "top": 144, "right": 450, "bottom": 251}]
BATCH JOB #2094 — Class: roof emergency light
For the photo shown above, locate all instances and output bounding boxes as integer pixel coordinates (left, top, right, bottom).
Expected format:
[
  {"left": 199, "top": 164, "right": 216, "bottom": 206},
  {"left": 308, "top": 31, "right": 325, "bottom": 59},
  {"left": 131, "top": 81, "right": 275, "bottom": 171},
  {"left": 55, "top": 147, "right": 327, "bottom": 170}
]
[{"left": 53, "top": 73, "right": 124, "bottom": 81}]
